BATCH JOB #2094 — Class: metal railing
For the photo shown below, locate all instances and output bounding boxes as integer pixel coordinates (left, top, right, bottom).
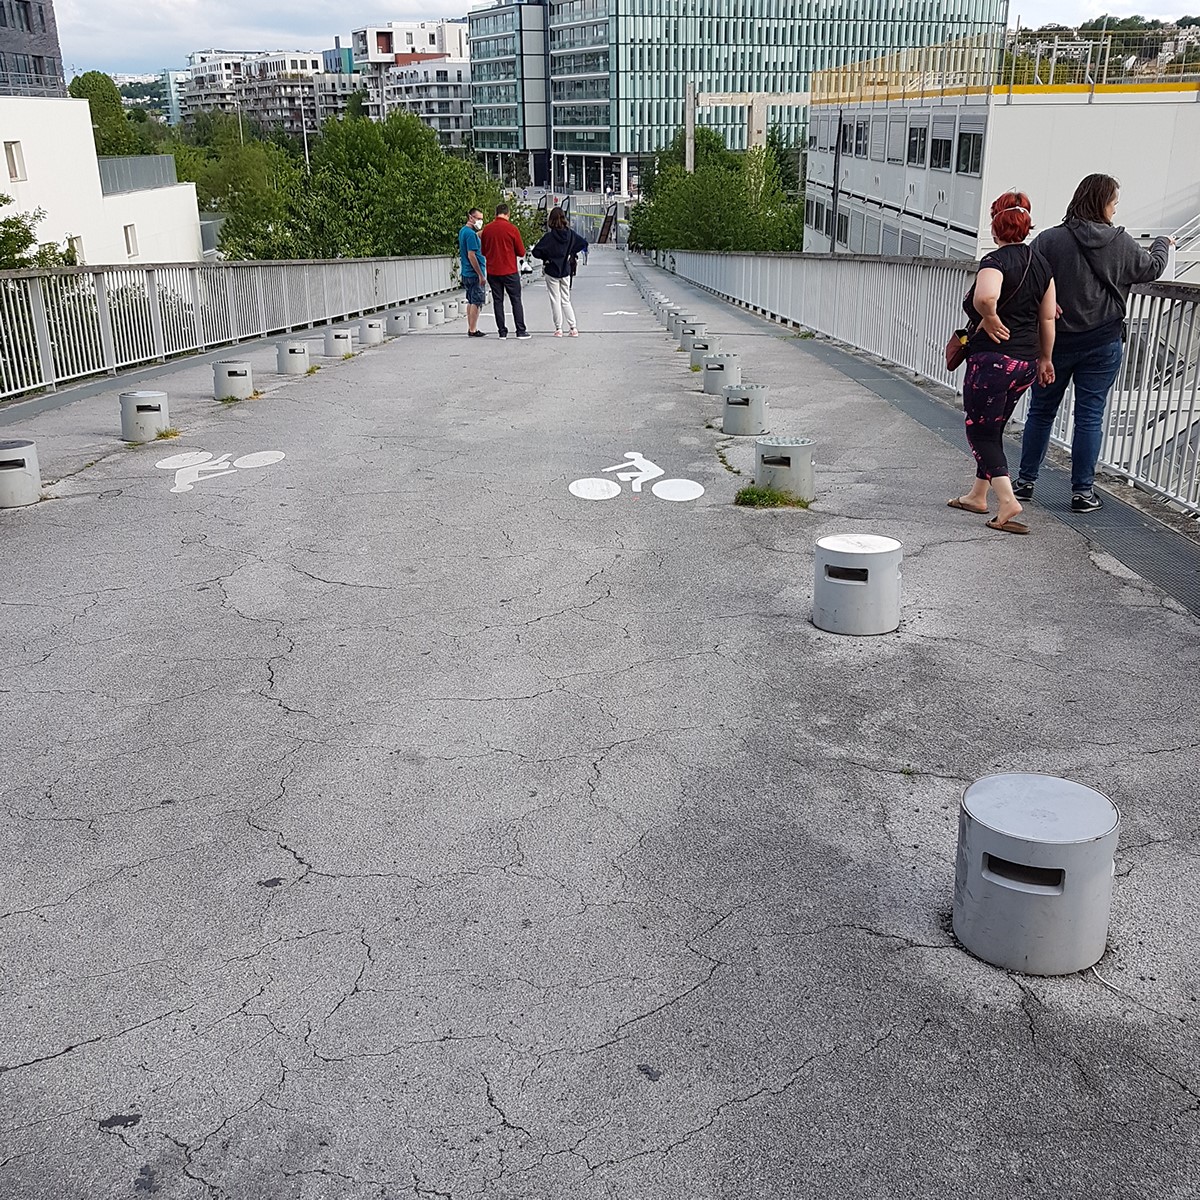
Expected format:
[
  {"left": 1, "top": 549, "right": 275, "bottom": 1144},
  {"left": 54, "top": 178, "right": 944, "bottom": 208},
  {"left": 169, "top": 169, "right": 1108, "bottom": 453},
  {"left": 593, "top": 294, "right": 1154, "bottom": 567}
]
[
  {"left": 0, "top": 255, "right": 454, "bottom": 402},
  {"left": 97, "top": 155, "right": 180, "bottom": 195},
  {"left": 660, "top": 249, "right": 1200, "bottom": 515}
]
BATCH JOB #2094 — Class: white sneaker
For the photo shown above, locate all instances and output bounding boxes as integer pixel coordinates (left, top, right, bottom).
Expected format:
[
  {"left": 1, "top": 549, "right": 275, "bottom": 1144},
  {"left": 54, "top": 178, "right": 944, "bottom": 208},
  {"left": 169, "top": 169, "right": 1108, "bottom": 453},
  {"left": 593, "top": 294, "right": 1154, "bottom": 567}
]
[
  {"left": 568, "top": 328, "right": 578, "bottom": 337},
  {"left": 553, "top": 330, "right": 563, "bottom": 337}
]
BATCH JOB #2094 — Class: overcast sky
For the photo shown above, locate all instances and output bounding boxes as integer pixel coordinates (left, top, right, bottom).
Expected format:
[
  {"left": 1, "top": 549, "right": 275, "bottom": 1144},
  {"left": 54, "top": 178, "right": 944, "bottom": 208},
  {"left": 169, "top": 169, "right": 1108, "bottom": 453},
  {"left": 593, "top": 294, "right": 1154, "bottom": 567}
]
[{"left": 56, "top": 1, "right": 1199, "bottom": 75}]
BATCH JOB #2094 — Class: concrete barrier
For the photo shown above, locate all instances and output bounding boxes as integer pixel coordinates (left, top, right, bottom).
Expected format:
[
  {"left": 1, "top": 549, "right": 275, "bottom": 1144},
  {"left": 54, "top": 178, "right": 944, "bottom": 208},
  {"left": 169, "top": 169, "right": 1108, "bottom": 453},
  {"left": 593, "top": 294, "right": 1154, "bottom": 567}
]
[
  {"left": 721, "top": 384, "right": 769, "bottom": 436},
  {"left": 812, "top": 534, "right": 902, "bottom": 635},
  {"left": 277, "top": 341, "right": 310, "bottom": 374},
  {"left": 324, "top": 328, "right": 353, "bottom": 355},
  {"left": 689, "top": 336, "right": 722, "bottom": 368},
  {"left": 213, "top": 361, "right": 253, "bottom": 400},
  {"left": 386, "top": 311, "right": 410, "bottom": 335},
  {"left": 119, "top": 391, "right": 170, "bottom": 441},
  {"left": 702, "top": 353, "right": 741, "bottom": 395},
  {"left": 755, "top": 436, "right": 815, "bottom": 501},
  {"left": 953, "top": 773, "right": 1121, "bottom": 976},
  {"left": 360, "top": 318, "right": 385, "bottom": 345},
  {"left": 0, "top": 439, "right": 41, "bottom": 508}
]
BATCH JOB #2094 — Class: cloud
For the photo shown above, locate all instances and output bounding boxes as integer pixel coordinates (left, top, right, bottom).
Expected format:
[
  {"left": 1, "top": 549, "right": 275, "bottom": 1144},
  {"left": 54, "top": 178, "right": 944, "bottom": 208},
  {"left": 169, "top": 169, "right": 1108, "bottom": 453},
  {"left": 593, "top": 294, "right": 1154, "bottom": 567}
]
[{"left": 55, "top": 0, "right": 470, "bottom": 74}]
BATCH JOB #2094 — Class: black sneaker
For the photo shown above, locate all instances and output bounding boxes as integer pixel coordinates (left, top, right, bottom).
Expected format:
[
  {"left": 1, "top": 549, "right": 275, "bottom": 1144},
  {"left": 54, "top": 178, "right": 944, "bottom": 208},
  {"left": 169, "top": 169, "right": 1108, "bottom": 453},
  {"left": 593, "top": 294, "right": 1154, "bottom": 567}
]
[
  {"left": 515, "top": 331, "right": 532, "bottom": 340},
  {"left": 468, "top": 330, "right": 487, "bottom": 338},
  {"left": 1071, "top": 491, "right": 1102, "bottom": 512},
  {"left": 1013, "top": 479, "right": 1035, "bottom": 501},
  {"left": 497, "top": 331, "right": 508, "bottom": 338}
]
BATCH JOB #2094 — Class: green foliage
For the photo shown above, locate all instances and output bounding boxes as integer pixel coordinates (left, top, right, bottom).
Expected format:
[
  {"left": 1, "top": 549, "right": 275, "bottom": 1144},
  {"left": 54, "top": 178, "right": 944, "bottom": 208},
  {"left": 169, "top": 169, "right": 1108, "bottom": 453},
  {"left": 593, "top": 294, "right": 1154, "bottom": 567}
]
[
  {"left": 0, "top": 194, "right": 72, "bottom": 269},
  {"left": 628, "top": 132, "right": 803, "bottom": 254},
  {"left": 345, "top": 91, "right": 370, "bottom": 120},
  {"left": 733, "top": 484, "right": 809, "bottom": 509},
  {"left": 1079, "top": 14, "right": 1161, "bottom": 31},
  {"left": 68, "top": 71, "right": 139, "bottom": 156}
]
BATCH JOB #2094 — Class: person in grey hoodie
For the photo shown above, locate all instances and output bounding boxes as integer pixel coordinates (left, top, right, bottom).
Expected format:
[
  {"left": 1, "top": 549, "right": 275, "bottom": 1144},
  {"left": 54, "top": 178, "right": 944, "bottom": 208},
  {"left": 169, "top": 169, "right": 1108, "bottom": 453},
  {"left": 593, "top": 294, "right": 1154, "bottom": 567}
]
[{"left": 1015, "top": 174, "right": 1172, "bottom": 511}]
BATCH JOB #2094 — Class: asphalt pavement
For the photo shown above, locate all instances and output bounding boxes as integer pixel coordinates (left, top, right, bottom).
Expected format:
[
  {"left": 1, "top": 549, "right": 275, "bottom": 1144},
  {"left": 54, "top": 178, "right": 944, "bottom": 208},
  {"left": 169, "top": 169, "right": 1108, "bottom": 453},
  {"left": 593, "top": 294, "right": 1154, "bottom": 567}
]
[{"left": 1, "top": 247, "right": 1198, "bottom": 1200}]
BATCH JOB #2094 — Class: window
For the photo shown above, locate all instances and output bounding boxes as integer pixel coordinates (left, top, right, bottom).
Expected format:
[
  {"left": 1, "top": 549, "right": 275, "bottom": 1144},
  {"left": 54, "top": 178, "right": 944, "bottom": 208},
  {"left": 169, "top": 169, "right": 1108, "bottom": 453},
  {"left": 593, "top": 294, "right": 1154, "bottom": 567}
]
[
  {"left": 836, "top": 212, "right": 849, "bottom": 246},
  {"left": 405, "top": 32, "right": 414, "bottom": 44},
  {"left": 886, "top": 116, "right": 906, "bottom": 164},
  {"left": 854, "top": 118, "right": 869, "bottom": 158},
  {"left": 4, "top": 140, "right": 25, "bottom": 182},
  {"left": 956, "top": 131, "right": 983, "bottom": 176},
  {"left": 428, "top": 33, "right": 436, "bottom": 44},
  {"left": 124, "top": 224, "right": 138, "bottom": 257},
  {"left": 907, "top": 126, "right": 927, "bottom": 167},
  {"left": 930, "top": 135, "right": 953, "bottom": 171},
  {"left": 840, "top": 120, "right": 852, "bottom": 154}
]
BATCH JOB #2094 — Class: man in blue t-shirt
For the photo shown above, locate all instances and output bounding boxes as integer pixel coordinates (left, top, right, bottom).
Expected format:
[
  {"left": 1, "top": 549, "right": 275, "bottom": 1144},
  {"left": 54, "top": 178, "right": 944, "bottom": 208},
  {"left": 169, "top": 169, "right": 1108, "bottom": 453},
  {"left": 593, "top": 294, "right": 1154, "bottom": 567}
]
[{"left": 458, "top": 208, "right": 487, "bottom": 338}]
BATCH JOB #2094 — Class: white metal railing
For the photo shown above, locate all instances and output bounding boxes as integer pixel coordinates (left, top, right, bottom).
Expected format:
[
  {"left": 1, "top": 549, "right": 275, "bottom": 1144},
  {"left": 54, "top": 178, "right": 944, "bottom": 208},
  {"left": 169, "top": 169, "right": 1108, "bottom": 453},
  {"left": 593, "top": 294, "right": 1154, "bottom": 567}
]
[
  {"left": 658, "top": 249, "right": 1200, "bottom": 515},
  {"left": 0, "top": 255, "right": 455, "bottom": 403}
]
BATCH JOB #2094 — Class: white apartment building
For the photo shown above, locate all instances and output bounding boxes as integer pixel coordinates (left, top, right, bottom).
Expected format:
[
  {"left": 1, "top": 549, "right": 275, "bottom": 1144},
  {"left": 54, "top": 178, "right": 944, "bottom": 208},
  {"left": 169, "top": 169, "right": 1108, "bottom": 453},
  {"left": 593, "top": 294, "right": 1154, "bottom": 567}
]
[
  {"left": 1, "top": 95, "right": 202, "bottom": 264},
  {"left": 160, "top": 68, "right": 188, "bottom": 126},
  {"left": 803, "top": 36, "right": 1200, "bottom": 260},
  {"left": 383, "top": 56, "right": 472, "bottom": 147},
  {"left": 351, "top": 21, "right": 470, "bottom": 120},
  {"left": 237, "top": 52, "right": 323, "bottom": 137},
  {"left": 182, "top": 50, "right": 257, "bottom": 118}
]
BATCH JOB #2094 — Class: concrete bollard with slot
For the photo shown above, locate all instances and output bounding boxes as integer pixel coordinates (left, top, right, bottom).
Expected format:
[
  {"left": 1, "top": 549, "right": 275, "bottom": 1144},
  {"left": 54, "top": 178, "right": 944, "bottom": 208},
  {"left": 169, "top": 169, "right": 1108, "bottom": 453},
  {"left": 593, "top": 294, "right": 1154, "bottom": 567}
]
[
  {"left": 721, "top": 383, "right": 769, "bottom": 436},
  {"left": 213, "top": 361, "right": 253, "bottom": 400},
  {"left": 429, "top": 303, "right": 446, "bottom": 326},
  {"left": 953, "top": 773, "right": 1121, "bottom": 976},
  {"left": 411, "top": 308, "right": 430, "bottom": 331},
  {"left": 689, "top": 335, "right": 722, "bottom": 368},
  {"left": 359, "top": 318, "right": 385, "bottom": 345},
  {"left": 277, "top": 341, "right": 310, "bottom": 374},
  {"left": 702, "top": 353, "right": 741, "bottom": 395},
  {"left": 679, "top": 320, "right": 707, "bottom": 350},
  {"left": 386, "top": 310, "right": 410, "bottom": 335},
  {"left": 119, "top": 391, "right": 170, "bottom": 441},
  {"left": 755, "top": 436, "right": 815, "bottom": 501},
  {"left": 0, "top": 439, "right": 42, "bottom": 508},
  {"left": 812, "top": 534, "right": 902, "bottom": 635},
  {"left": 324, "top": 328, "right": 353, "bottom": 356},
  {"left": 669, "top": 312, "right": 694, "bottom": 339}
]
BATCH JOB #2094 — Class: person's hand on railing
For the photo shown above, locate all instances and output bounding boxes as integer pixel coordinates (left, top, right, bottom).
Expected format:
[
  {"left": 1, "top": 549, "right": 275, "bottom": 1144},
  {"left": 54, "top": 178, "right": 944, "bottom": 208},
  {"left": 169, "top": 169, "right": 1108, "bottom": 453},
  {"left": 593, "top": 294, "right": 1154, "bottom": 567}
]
[
  {"left": 981, "top": 313, "right": 1010, "bottom": 343},
  {"left": 1037, "top": 356, "right": 1055, "bottom": 388}
]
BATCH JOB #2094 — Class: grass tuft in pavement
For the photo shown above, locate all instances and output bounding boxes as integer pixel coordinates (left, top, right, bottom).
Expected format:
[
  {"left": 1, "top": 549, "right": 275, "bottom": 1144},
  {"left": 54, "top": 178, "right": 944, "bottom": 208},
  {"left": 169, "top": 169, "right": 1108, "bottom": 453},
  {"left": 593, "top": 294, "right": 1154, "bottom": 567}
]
[
  {"left": 305, "top": 365, "right": 321, "bottom": 375},
  {"left": 155, "top": 427, "right": 181, "bottom": 440},
  {"left": 734, "top": 484, "right": 809, "bottom": 509}
]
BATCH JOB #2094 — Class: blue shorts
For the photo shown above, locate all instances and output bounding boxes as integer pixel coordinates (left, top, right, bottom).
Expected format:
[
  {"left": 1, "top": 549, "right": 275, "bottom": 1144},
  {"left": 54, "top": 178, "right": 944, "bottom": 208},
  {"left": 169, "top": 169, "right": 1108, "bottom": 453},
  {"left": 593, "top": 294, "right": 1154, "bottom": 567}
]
[{"left": 464, "top": 277, "right": 485, "bottom": 306}]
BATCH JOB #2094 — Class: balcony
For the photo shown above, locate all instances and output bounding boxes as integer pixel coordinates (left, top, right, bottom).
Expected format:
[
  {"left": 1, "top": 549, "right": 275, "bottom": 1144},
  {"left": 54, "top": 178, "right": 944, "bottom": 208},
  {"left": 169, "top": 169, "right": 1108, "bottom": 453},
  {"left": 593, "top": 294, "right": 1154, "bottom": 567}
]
[{"left": 97, "top": 155, "right": 180, "bottom": 196}]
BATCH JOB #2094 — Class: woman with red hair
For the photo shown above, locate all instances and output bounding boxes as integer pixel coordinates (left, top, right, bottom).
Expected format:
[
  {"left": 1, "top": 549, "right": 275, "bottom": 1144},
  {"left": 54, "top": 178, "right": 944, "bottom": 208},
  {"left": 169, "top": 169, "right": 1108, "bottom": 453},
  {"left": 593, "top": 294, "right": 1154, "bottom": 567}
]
[{"left": 948, "top": 191, "right": 1056, "bottom": 534}]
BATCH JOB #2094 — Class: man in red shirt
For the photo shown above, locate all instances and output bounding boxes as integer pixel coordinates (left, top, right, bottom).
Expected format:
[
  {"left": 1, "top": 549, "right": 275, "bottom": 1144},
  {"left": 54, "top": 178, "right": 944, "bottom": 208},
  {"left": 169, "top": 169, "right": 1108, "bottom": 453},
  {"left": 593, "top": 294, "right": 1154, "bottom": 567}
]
[{"left": 480, "top": 204, "right": 529, "bottom": 339}]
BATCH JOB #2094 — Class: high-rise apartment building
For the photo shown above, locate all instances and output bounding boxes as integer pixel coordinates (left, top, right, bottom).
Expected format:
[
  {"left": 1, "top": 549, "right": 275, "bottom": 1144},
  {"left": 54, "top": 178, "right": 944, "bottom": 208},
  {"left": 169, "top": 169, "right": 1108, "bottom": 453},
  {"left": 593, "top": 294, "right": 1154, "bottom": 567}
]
[
  {"left": 351, "top": 20, "right": 469, "bottom": 120},
  {"left": 0, "top": 0, "right": 65, "bottom": 96},
  {"left": 468, "top": 0, "right": 1008, "bottom": 194},
  {"left": 383, "top": 57, "right": 472, "bottom": 148}
]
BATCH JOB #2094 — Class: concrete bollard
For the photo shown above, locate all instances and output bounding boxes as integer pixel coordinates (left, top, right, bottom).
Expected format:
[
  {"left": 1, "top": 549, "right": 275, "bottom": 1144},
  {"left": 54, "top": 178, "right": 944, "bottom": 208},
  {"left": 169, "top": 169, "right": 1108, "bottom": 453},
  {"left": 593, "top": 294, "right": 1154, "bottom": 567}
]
[
  {"left": 702, "top": 353, "right": 741, "bottom": 395},
  {"left": 953, "top": 773, "right": 1121, "bottom": 976},
  {"left": 755, "top": 436, "right": 815, "bottom": 501},
  {"left": 324, "top": 328, "right": 353, "bottom": 356},
  {"left": 0, "top": 439, "right": 41, "bottom": 508},
  {"left": 359, "top": 318, "right": 385, "bottom": 345},
  {"left": 812, "top": 534, "right": 902, "bottom": 636},
  {"left": 663, "top": 306, "right": 681, "bottom": 329},
  {"left": 213, "top": 361, "right": 253, "bottom": 400},
  {"left": 386, "top": 310, "right": 410, "bottom": 336},
  {"left": 119, "top": 390, "right": 170, "bottom": 441},
  {"left": 679, "top": 320, "right": 707, "bottom": 350},
  {"left": 410, "top": 308, "right": 429, "bottom": 331},
  {"left": 721, "top": 383, "right": 769, "bottom": 436},
  {"left": 669, "top": 312, "right": 694, "bottom": 339},
  {"left": 429, "top": 303, "right": 446, "bottom": 326},
  {"left": 277, "top": 341, "right": 310, "bottom": 374},
  {"left": 689, "top": 335, "right": 722, "bottom": 368}
]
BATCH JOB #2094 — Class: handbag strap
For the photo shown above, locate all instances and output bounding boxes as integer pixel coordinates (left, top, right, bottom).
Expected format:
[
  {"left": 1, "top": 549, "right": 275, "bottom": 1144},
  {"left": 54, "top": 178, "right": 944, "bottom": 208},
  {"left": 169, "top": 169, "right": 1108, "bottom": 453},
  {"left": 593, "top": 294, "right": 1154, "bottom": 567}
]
[
  {"left": 1066, "top": 227, "right": 1127, "bottom": 317},
  {"left": 997, "top": 245, "right": 1033, "bottom": 318}
]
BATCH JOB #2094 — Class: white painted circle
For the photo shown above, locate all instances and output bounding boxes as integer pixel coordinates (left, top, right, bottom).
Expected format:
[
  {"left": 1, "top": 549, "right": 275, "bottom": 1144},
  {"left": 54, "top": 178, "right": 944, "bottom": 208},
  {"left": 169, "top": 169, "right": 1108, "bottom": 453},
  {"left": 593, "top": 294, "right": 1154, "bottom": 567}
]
[
  {"left": 569, "top": 477, "right": 621, "bottom": 501},
  {"left": 651, "top": 478, "right": 704, "bottom": 502},
  {"left": 156, "top": 451, "right": 211, "bottom": 470},
  {"left": 232, "top": 451, "right": 286, "bottom": 469},
  {"left": 817, "top": 533, "right": 902, "bottom": 555}
]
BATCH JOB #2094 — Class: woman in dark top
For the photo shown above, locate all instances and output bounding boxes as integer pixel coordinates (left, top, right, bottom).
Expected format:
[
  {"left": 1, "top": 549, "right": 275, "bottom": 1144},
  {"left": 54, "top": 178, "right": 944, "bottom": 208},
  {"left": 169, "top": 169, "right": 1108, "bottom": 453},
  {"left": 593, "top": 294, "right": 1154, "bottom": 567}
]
[{"left": 948, "top": 191, "right": 1057, "bottom": 534}]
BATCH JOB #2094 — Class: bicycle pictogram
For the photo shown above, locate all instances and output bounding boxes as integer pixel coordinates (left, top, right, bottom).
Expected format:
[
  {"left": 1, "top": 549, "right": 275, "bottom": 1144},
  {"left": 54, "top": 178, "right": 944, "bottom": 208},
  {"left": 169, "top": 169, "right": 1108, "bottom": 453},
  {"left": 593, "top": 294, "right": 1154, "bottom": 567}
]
[
  {"left": 155, "top": 450, "right": 286, "bottom": 494},
  {"left": 569, "top": 452, "right": 704, "bottom": 503}
]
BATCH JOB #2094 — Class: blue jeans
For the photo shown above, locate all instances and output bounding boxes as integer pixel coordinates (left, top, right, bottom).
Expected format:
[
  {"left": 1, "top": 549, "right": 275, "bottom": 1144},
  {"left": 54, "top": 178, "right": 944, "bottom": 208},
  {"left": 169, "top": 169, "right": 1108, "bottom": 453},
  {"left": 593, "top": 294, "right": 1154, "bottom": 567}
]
[{"left": 1017, "top": 339, "right": 1123, "bottom": 493}]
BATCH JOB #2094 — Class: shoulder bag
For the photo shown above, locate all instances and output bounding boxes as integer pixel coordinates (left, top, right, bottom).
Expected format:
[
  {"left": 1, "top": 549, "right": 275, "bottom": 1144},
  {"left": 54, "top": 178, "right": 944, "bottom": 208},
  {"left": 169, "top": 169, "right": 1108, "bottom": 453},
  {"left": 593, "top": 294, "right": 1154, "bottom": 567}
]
[{"left": 945, "top": 246, "right": 1032, "bottom": 372}]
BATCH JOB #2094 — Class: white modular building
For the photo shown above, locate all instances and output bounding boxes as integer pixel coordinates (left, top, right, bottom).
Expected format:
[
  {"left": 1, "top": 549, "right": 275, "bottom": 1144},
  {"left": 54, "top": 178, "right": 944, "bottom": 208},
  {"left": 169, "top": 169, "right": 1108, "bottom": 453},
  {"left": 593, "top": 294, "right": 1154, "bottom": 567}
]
[
  {"left": 1, "top": 96, "right": 203, "bottom": 264},
  {"left": 803, "top": 36, "right": 1200, "bottom": 262}
]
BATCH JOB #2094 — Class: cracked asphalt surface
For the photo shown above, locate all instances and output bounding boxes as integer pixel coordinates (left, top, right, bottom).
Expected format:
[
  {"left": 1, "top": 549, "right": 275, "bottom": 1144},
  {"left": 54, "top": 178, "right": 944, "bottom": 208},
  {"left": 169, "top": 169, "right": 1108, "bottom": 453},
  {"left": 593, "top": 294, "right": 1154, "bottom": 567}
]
[{"left": 2, "top": 248, "right": 1199, "bottom": 1199}]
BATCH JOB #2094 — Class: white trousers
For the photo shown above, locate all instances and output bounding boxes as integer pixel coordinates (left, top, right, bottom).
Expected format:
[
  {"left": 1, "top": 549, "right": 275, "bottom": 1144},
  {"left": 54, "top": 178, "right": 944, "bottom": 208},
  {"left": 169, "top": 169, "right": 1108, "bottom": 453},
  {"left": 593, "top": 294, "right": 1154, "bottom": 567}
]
[{"left": 544, "top": 276, "right": 577, "bottom": 332}]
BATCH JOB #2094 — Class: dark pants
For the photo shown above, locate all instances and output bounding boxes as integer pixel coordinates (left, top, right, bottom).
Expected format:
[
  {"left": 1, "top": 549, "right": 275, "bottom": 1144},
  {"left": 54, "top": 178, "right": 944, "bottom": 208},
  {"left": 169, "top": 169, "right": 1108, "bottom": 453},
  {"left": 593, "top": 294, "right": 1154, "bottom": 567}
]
[
  {"left": 488, "top": 273, "right": 526, "bottom": 336},
  {"left": 963, "top": 352, "right": 1037, "bottom": 480}
]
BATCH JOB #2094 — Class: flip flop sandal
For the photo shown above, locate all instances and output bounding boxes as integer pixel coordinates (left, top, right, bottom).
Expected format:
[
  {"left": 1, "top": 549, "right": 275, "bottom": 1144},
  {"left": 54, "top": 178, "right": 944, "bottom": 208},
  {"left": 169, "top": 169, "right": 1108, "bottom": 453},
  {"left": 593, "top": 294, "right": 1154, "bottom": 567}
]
[
  {"left": 986, "top": 517, "right": 1030, "bottom": 535},
  {"left": 947, "top": 498, "right": 989, "bottom": 514}
]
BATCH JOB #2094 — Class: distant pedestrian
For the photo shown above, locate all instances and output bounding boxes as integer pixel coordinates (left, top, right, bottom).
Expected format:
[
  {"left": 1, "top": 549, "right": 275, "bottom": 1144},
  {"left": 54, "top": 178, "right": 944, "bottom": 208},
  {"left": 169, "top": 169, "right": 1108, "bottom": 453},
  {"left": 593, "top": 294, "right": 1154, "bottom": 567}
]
[
  {"left": 947, "top": 191, "right": 1056, "bottom": 535},
  {"left": 458, "top": 207, "right": 487, "bottom": 338},
  {"left": 481, "top": 204, "right": 529, "bottom": 339},
  {"left": 530, "top": 207, "right": 588, "bottom": 338},
  {"left": 1015, "top": 174, "right": 1174, "bottom": 512}
]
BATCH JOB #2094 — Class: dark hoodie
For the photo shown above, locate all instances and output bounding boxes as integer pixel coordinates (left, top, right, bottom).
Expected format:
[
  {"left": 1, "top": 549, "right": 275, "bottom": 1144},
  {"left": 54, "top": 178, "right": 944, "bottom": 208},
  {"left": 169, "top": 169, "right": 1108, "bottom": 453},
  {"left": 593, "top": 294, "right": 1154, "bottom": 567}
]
[
  {"left": 531, "top": 226, "right": 588, "bottom": 279},
  {"left": 1032, "top": 219, "right": 1171, "bottom": 352}
]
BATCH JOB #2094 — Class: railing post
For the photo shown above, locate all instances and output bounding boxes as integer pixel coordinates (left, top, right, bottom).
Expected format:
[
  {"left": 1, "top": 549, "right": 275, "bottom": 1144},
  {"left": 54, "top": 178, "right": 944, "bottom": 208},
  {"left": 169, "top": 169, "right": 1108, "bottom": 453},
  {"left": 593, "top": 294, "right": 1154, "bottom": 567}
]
[
  {"left": 146, "top": 269, "right": 166, "bottom": 361},
  {"left": 223, "top": 268, "right": 237, "bottom": 342},
  {"left": 93, "top": 270, "right": 118, "bottom": 375},
  {"left": 254, "top": 265, "right": 267, "bottom": 336},
  {"left": 27, "top": 276, "right": 57, "bottom": 393},
  {"left": 188, "top": 268, "right": 206, "bottom": 351}
]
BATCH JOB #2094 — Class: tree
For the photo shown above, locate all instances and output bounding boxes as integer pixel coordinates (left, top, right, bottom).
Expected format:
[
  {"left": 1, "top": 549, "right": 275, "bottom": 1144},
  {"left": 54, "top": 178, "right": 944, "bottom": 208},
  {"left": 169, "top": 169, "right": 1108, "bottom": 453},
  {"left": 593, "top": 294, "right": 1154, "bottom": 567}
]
[
  {"left": 345, "top": 90, "right": 370, "bottom": 120},
  {"left": 68, "top": 71, "right": 138, "bottom": 156},
  {"left": 0, "top": 194, "right": 72, "bottom": 268}
]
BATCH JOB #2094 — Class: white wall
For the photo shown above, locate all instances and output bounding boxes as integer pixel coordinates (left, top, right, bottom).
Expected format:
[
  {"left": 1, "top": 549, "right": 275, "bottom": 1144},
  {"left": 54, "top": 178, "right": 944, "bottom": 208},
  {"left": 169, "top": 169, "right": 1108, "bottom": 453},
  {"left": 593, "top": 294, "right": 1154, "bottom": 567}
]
[
  {"left": 981, "top": 92, "right": 1200, "bottom": 250},
  {"left": 0, "top": 96, "right": 202, "bottom": 266}
]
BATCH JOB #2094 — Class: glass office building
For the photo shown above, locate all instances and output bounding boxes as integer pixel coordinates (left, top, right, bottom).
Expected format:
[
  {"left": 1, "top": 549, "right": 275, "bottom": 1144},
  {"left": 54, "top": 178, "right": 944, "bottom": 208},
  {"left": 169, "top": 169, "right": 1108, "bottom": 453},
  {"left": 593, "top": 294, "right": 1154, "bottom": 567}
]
[{"left": 469, "top": 0, "right": 1008, "bottom": 194}]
